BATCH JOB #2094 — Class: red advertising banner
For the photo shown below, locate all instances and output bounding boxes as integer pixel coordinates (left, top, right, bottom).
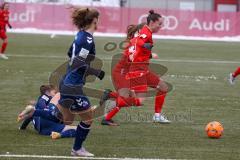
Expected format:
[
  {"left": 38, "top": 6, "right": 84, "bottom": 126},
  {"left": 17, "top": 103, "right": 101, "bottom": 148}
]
[{"left": 9, "top": 3, "right": 240, "bottom": 37}]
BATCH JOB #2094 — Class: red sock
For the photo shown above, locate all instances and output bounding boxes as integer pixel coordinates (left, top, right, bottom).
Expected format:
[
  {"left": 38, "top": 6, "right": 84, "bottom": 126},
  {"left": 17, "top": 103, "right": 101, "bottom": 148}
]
[
  {"left": 117, "top": 96, "right": 141, "bottom": 108},
  {"left": 1, "top": 42, "right": 8, "bottom": 53},
  {"left": 109, "top": 91, "right": 118, "bottom": 98},
  {"left": 155, "top": 92, "right": 166, "bottom": 113},
  {"left": 105, "top": 107, "right": 120, "bottom": 120},
  {"left": 233, "top": 67, "right": 240, "bottom": 78},
  {"left": 105, "top": 96, "right": 142, "bottom": 120}
]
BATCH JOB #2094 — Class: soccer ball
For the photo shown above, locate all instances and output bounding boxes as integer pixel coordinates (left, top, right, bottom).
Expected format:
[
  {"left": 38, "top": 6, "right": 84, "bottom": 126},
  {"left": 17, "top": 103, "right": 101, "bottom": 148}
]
[{"left": 205, "top": 121, "right": 224, "bottom": 138}]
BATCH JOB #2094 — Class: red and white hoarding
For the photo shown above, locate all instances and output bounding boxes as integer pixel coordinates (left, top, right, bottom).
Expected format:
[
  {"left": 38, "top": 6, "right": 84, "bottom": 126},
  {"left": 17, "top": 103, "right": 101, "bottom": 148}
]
[{"left": 9, "top": 3, "right": 240, "bottom": 37}]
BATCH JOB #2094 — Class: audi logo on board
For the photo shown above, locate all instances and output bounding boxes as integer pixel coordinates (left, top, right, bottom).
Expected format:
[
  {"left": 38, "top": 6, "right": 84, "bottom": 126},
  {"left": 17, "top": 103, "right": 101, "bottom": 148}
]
[
  {"left": 138, "top": 14, "right": 231, "bottom": 32},
  {"left": 138, "top": 14, "right": 179, "bottom": 30}
]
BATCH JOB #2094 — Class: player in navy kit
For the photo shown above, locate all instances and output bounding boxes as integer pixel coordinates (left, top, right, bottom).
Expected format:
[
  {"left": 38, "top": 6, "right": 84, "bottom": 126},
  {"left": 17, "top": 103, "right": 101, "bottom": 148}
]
[
  {"left": 57, "top": 8, "right": 104, "bottom": 157},
  {"left": 18, "top": 85, "right": 76, "bottom": 139},
  {"left": 18, "top": 85, "right": 57, "bottom": 130}
]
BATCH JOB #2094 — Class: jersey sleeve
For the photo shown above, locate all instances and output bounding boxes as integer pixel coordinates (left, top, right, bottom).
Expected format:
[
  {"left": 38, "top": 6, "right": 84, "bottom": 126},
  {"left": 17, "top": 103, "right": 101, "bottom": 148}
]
[
  {"left": 35, "top": 95, "right": 49, "bottom": 110},
  {"left": 69, "top": 36, "right": 93, "bottom": 65},
  {"left": 72, "top": 34, "right": 95, "bottom": 60},
  {"left": 67, "top": 43, "right": 73, "bottom": 58},
  {"left": 136, "top": 32, "right": 151, "bottom": 48},
  {"left": 66, "top": 33, "right": 102, "bottom": 81}
]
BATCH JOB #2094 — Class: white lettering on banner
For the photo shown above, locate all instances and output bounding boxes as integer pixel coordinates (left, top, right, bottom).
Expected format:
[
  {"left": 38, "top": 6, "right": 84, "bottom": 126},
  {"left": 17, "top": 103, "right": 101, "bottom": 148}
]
[
  {"left": 138, "top": 14, "right": 179, "bottom": 30},
  {"left": 10, "top": 10, "right": 36, "bottom": 23},
  {"left": 189, "top": 18, "right": 230, "bottom": 31}
]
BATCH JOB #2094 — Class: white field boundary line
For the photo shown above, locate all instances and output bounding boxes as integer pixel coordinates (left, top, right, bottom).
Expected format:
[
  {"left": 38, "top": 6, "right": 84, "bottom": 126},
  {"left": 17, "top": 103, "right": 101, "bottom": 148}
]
[
  {"left": 0, "top": 154, "right": 179, "bottom": 160},
  {"left": 8, "top": 28, "right": 240, "bottom": 42},
  {"left": 6, "top": 54, "right": 240, "bottom": 64}
]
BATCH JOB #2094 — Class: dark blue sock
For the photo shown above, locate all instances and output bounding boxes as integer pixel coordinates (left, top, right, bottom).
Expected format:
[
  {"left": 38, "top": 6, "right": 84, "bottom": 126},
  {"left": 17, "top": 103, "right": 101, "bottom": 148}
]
[
  {"left": 73, "top": 121, "right": 91, "bottom": 150},
  {"left": 61, "top": 129, "right": 76, "bottom": 138}
]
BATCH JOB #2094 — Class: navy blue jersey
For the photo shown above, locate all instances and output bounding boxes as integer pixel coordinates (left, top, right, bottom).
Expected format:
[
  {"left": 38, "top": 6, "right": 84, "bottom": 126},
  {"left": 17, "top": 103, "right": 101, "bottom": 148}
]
[
  {"left": 64, "top": 30, "right": 96, "bottom": 87},
  {"left": 19, "top": 95, "right": 53, "bottom": 130},
  {"left": 35, "top": 94, "right": 52, "bottom": 110},
  {"left": 68, "top": 31, "right": 96, "bottom": 59}
]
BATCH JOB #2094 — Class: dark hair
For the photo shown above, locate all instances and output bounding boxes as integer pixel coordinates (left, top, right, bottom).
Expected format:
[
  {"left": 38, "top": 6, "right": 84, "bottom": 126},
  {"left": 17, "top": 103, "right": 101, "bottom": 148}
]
[
  {"left": 147, "top": 10, "right": 161, "bottom": 25},
  {"left": 126, "top": 23, "right": 146, "bottom": 40},
  {"left": 71, "top": 7, "right": 99, "bottom": 30},
  {"left": 1, "top": 2, "right": 9, "bottom": 10},
  {"left": 40, "top": 85, "right": 55, "bottom": 95}
]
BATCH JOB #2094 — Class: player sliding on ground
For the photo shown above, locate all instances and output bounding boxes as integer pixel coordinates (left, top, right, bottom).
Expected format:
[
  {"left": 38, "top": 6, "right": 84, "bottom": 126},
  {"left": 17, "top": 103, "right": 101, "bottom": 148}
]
[
  {"left": 0, "top": 2, "right": 12, "bottom": 60},
  {"left": 18, "top": 85, "right": 58, "bottom": 129},
  {"left": 18, "top": 85, "right": 76, "bottom": 139},
  {"left": 229, "top": 67, "right": 240, "bottom": 84},
  {"left": 101, "top": 10, "right": 170, "bottom": 126},
  {"left": 56, "top": 8, "right": 105, "bottom": 157}
]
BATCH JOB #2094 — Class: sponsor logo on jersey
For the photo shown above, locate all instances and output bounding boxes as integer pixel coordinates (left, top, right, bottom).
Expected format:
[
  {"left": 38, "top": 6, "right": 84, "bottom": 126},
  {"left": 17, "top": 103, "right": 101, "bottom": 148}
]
[
  {"left": 87, "top": 37, "right": 93, "bottom": 43},
  {"left": 140, "top": 34, "right": 147, "bottom": 38},
  {"left": 41, "top": 95, "right": 49, "bottom": 101},
  {"left": 79, "top": 48, "right": 90, "bottom": 59}
]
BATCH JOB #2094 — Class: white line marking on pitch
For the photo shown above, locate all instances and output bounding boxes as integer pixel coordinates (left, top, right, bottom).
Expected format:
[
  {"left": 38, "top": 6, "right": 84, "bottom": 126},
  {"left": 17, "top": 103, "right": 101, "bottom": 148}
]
[
  {"left": 0, "top": 154, "right": 178, "bottom": 160},
  {"left": 7, "top": 54, "right": 240, "bottom": 64}
]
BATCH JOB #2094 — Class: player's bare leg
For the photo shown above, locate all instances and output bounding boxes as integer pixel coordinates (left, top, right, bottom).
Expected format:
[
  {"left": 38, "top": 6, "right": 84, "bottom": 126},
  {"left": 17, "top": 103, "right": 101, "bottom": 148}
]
[{"left": 57, "top": 104, "right": 75, "bottom": 125}]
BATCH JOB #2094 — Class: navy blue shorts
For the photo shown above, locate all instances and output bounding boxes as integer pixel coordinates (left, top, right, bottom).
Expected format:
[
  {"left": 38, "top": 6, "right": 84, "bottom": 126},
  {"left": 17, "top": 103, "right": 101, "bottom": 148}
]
[
  {"left": 33, "top": 117, "right": 65, "bottom": 136},
  {"left": 58, "top": 95, "right": 91, "bottom": 112}
]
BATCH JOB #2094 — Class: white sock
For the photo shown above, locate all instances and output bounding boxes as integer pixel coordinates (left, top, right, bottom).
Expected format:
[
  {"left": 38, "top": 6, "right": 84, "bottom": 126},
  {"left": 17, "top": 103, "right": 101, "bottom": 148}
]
[{"left": 155, "top": 113, "right": 160, "bottom": 117}]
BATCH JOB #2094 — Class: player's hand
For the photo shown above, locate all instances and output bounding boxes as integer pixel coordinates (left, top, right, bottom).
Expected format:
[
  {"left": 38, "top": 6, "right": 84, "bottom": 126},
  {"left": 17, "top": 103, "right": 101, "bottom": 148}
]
[
  {"left": 98, "top": 70, "right": 105, "bottom": 80},
  {"left": 151, "top": 53, "right": 159, "bottom": 59},
  {"left": 143, "top": 43, "right": 153, "bottom": 50},
  {"left": 8, "top": 24, "right": 12, "bottom": 29}
]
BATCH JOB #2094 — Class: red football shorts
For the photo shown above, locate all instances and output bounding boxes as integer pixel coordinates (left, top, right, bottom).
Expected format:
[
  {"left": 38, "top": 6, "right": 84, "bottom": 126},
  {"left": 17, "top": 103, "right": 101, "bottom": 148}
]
[
  {"left": 0, "top": 30, "right": 7, "bottom": 40},
  {"left": 129, "top": 71, "right": 160, "bottom": 93}
]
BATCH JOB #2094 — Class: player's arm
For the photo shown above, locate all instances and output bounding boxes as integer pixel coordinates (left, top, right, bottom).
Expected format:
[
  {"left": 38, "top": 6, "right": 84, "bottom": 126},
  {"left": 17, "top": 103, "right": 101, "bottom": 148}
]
[
  {"left": 137, "top": 33, "right": 153, "bottom": 50},
  {"left": 7, "top": 22, "right": 12, "bottom": 29},
  {"left": 86, "top": 45, "right": 105, "bottom": 80},
  {"left": 36, "top": 97, "right": 48, "bottom": 110},
  {"left": 132, "top": 33, "right": 153, "bottom": 62},
  {"left": 4, "top": 13, "right": 12, "bottom": 29},
  {"left": 67, "top": 43, "right": 73, "bottom": 58},
  {"left": 150, "top": 53, "right": 159, "bottom": 59},
  {"left": 73, "top": 39, "right": 105, "bottom": 80}
]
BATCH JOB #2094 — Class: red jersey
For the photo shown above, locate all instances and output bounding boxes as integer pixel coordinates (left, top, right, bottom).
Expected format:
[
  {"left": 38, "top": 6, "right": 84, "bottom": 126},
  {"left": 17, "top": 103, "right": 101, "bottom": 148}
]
[
  {"left": 0, "top": 10, "right": 10, "bottom": 30},
  {"left": 114, "top": 43, "right": 131, "bottom": 73},
  {"left": 112, "top": 42, "right": 132, "bottom": 90},
  {"left": 132, "top": 25, "right": 153, "bottom": 63}
]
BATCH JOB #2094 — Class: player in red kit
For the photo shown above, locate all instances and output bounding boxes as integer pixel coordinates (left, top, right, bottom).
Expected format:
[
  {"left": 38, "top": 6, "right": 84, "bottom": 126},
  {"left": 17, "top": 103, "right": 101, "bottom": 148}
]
[
  {"left": 229, "top": 67, "right": 240, "bottom": 84},
  {"left": 128, "top": 10, "right": 170, "bottom": 123},
  {"left": 100, "top": 24, "right": 146, "bottom": 126},
  {"left": 0, "top": 2, "right": 12, "bottom": 60},
  {"left": 100, "top": 17, "right": 169, "bottom": 125}
]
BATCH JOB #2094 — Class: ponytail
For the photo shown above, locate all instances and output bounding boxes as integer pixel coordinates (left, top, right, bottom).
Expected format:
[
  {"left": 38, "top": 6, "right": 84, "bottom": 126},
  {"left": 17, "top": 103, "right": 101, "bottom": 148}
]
[{"left": 147, "top": 10, "right": 161, "bottom": 25}]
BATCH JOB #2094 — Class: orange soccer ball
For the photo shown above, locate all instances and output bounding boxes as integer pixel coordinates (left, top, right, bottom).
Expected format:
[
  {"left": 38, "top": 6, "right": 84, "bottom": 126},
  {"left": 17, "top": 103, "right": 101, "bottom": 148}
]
[{"left": 205, "top": 121, "right": 224, "bottom": 138}]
